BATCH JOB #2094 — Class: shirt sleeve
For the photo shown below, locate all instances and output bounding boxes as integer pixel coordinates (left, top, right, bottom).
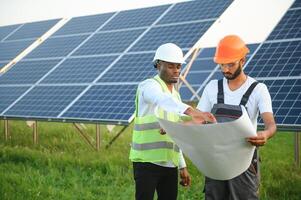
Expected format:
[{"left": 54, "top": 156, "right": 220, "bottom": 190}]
[
  {"left": 178, "top": 149, "right": 187, "bottom": 169},
  {"left": 257, "top": 83, "right": 273, "bottom": 114},
  {"left": 140, "top": 79, "right": 190, "bottom": 115}
]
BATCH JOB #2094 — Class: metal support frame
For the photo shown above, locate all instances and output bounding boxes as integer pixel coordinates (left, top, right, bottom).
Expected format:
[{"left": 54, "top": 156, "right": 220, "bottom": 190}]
[
  {"left": 294, "top": 132, "right": 300, "bottom": 167},
  {"left": 73, "top": 123, "right": 101, "bottom": 151},
  {"left": 4, "top": 120, "right": 9, "bottom": 140},
  {"left": 106, "top": 126, "right": 128, "bottom": 149},
  {"left": 33, "top": 121, "right": 38, "bottom": 144},
  {"left": 176, "top": 48, "right": 201, "bottom": 100}
]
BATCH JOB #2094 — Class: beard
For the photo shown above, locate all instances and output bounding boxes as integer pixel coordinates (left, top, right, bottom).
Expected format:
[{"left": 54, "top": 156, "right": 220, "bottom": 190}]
[{"left": 223, "top": 65, "right": 242, "bottom": 80}]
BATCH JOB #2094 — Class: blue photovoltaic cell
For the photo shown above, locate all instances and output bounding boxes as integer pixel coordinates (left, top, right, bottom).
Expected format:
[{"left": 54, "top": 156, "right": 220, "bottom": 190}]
[
  {"left": 54, "top": 13, "right": 114, "bottom": 36},
  {"left": 260, "top": 79, "right": 301, "bottom": 126},
  {"left": 290, "top": 0, "right": 301, "bottom": 9},
  {"left": 42, "top": 56, "right": 117, "bottom": 84},
  {"left": 73, "top": 29, "right": 145, "bottom": 56},
  {"left": 267, "top": 9, "right": 301, "bottom": 40},
  {"left": 4, "top": 86, "right": 86, "bottom": 118},
  {"left": 245, "top": 40, "right": 301, "bottom": 77},
  {"left": 130, "top": 21, "right": 213, "bottom": 52},
  {"left": 158, "top": 0, "right": 231, "bottom": 24},
  {"left": 0, "top": 40, "right": 33, "bottom": 61},
  {"left": 26, "top": 35, "right": 88, "bottom": 59},
  {"left": 98, "top": 53, "right": 156, "bottom": 83},
  {"left": 179, "top": 85, "right": 199, "bottom": 101},
  {"left": 0, "top": 86, "right": 29, "bottom": 113},
  {"left": 62, "top": 84, "right": 137, "bottom": 122},
  {"left": 5, "top": 19, "right": 60, "bottom": 41},
  {"left": 188, "top": 59, "right": 217, "bottom": 71},
  {"left": 185, "top": 71, "right": 211, "bottom": 85},
  {"left": 102, "top": 5, "right": 169, "bottom": 31},
  {"left": 0, "top": 59, "right": 61, "bottom": 85},
  {"left": 0, "top": 24, "right": 21, "bottom": 41}
]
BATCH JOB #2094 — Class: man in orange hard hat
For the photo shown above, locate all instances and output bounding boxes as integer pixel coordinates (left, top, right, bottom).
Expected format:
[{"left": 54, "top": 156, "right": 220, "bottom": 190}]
[
  {"left": 197, "top": 35, "right": 277, "bottom": 200},
  {"left": 130, "top": 43, "right": 216, "bottom": 200}
]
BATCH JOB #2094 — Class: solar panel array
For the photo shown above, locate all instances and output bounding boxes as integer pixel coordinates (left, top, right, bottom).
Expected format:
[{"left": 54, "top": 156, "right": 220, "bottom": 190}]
[
  {"left": 0, "top": 19, "right": 60, "bottom": 69},
  {"left": 187, "top": 1, "right": 301, "bottom": 130},
  {"left": 0, "top": 0, "right": 233, "bottom": 124}
]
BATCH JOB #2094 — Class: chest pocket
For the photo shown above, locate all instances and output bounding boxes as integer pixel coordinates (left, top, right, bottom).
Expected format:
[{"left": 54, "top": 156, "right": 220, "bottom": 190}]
[{"left": 211, "top": 79, "right": 259, "bottom": 123}]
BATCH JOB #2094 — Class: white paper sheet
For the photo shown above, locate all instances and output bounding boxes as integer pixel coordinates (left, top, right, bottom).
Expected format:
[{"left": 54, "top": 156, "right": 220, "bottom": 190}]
[{"left": 157, "top": 111, "right": 257, "bottom": 180}]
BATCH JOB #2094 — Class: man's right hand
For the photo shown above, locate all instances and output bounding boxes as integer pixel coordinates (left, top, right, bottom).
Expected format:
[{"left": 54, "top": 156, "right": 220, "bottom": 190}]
[{"left": 184, "top": 107, "right": 216, "bottom": 124}]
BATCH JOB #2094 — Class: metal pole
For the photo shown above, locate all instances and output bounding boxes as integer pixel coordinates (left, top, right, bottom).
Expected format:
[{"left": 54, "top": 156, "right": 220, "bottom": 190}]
[
  {"left": 4, "top": 120, "right": 9, "bottom": 140},
  {"left": 96, "top": 124, "right": 100, "bottom": 151},
  {"left": 33, "top": 121, "right": 38, "bottom": 144},
  {"left": 294, "top": 132, "right": 300, "bottom": 168}
]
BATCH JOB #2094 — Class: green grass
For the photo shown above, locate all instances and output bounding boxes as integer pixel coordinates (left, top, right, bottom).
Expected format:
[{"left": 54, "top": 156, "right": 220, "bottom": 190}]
[{"left": 0, "top": 121, "right": 300, "bottom": 200}]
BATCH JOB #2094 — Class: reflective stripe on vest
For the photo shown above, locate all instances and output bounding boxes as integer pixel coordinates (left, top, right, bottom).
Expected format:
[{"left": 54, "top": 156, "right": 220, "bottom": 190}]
[{"left": 129, "top": 75, "right": 181, "bottom": 166}]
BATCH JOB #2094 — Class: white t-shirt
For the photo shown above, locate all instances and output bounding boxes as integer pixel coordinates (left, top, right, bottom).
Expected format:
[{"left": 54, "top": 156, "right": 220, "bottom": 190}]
[
  {"left": 197, "top": 76, "right": 273, "bottom": 130},
  {"left": 137, "top": 78, "right": 190, "bottom": 168}
]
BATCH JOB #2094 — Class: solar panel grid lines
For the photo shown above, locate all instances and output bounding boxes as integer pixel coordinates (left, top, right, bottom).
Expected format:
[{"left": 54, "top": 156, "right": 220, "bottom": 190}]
[
  {"left": 259, "top": 78, "right": 301, "bottom": 126},
  {"left": 41, "top": 56, "right": 117, "bottom": 84},
  {"left": 61, "top": 84, "right": 137, "bottom": 123},
  {"left": 0, "top": 86, "right": 30, "bottom": 113},
  {"left": 158, "top": 0, "right": 232, "bottom": 24},
  {"left": 72, "top": 29, "right": 146, "bottom": 56},
  {"left": 4, "top": 85, "right": 87, "bottom": 118},
  {"left": 24, "top": 35, "right": 89, "bottom": 59},
  {"left": 0, "top": 24, "right": 23, "bottom": 42},
  {"left": 5, "top": 19, "right": 60, "bottom": 41},
  {"left": 0, "top": 39, "right": 34, "bottom": 61},
  {"left": 53, "top": 12, "right": 115, "bottom": 36},
  {"left": 267, "top": 9, "right": 301, "bottom": 41},
  {"left": 97, "top": 53, "right": 156, "bottom": 83},
  {"left": 129, "top": 21, "right": 213, "bottom": 52},
  {"left": 101, "top": 5, "right": 170, "bottom": 31},
  {"left": 0, "top": 59, "right": 62, "bottom": 85}
]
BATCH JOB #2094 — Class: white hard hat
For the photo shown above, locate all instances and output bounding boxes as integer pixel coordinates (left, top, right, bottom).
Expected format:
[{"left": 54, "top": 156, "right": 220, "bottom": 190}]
[{"left": 153, "top": 43, "right": 186, "bottom": 64}]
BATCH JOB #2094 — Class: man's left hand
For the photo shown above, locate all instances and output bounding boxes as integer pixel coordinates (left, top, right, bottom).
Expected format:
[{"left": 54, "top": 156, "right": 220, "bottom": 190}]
[
  {"left": 247, "top": 131, "right": 269, "bottom": 146},
  {"left": 179, "top": 167, "right": 191, "bottom": 187}
]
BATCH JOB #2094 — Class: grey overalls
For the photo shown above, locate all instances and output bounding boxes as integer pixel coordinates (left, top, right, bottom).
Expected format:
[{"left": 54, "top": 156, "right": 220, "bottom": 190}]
[{"left": 204, "top": 79, "right": 260, "bottom": 200}]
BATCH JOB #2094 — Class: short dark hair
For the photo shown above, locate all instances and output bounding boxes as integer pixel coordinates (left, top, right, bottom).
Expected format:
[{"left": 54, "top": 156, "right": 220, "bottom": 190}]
[{"left": 153, "top": 60, "right": 160, "bottom": 68}]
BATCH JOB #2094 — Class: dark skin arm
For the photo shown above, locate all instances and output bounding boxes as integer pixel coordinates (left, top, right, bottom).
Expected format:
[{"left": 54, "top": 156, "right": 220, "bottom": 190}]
[{"left": 247, "top": 112, "right": 277, "bottom": 146}]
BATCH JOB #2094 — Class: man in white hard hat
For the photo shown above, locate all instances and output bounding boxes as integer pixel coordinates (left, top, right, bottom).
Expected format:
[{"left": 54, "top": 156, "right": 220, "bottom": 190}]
[{"left": 129, "top": 43, "right": 216, "bottom": 200}]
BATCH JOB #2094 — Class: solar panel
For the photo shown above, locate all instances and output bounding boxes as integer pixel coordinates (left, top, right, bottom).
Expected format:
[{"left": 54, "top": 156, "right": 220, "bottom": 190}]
[
  {"left": 0, "top": 86, "right": 30, "bottom": 113},
  {"left": 61, "top": 84, "right": 137, "bottom": 123},
  {"left": 54, "top": 13, "right": 115, "bottom": 36},
  {"left": 5, "top": 19, "right": 60, "bottom": 41},
  {"left": 129, "top": 21, "right": 213, "bottom": 52},
  {"left": 267, "top": 9, "right": 301, "bottom": 40},
  {"left": 0, "top": 61, "right": 9, "bottom": 69},
  {"left": 4, "top": 86, "right": 86, "bottom": 118},
  {"left": 245, "top": 41, "right": 301, "bottom": 77},
  {"left": 0, "top": 24, "right": 22, "bottom": 41},
  {"left": 73, "top": 29, "right": 145, "bottom": 56},
  {"left": 0, "top": 0, "right": 233, "bottom": 124},
  {"left": 41, "top": 56, "right": 117, "bottom": 84},
  {"left": 102, "top": 5, "right": 169, "bottom": 31},
  {"left": 25, "top": 35, "right": 88, "bottom": 58},
  {"left": 259, "top": 79, "right": 301, "bottom": 127},
  {"left": 0, "top": 40, "right": 33, "bottom": 61},
  {"left": 0, "top": 59, "right": 61, "bottom": 84},
  {"left": 158, "top": 0, "right": 231, "bottom": 24},
  {"left": 98, "top": 53, "right": 155, "bottom": 83}
]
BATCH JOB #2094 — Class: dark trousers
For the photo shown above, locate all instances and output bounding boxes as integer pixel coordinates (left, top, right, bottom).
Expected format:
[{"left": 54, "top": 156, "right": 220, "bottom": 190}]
[
  {"left": 204, "top": 163, "right": 259, "bottom": 200},
  {"left": 133, "top": 162, "right": 178, "bottom": 200}
]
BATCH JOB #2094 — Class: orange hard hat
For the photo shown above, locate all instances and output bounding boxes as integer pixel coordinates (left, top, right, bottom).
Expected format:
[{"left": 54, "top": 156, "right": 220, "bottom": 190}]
[{"left": 214, "top": 35, "right": 249, "bottom": 64}]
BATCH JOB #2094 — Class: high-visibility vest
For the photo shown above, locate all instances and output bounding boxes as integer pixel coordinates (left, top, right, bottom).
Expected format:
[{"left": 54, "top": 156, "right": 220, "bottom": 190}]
[{"left": 129, "top": 75, "right": 181, "bottom": 166}]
